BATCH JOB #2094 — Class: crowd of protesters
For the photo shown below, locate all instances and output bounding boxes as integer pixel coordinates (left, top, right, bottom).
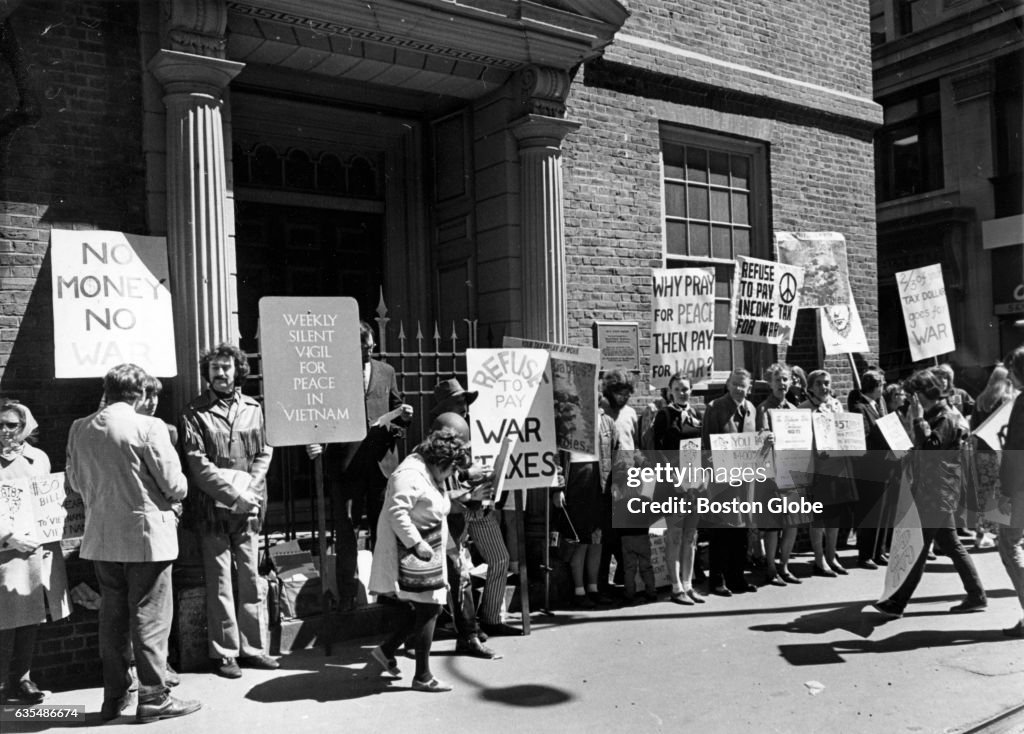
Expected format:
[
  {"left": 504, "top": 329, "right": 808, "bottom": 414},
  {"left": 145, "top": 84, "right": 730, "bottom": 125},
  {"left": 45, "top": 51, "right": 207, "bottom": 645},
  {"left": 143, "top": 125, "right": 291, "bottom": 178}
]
[{"left": 3, "top": 333, "right": 1024, "bottom": 716}]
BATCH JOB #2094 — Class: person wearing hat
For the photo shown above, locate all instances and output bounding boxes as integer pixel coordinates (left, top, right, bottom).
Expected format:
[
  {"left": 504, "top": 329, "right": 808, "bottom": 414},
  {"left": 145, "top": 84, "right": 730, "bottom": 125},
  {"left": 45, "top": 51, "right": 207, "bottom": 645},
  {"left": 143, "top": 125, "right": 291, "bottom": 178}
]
[
  {"left": 308, "top": 321, "right": 413, "bottom": 611},
  {"left": 872, "top": 369, "right": 987, "bottom": 619},
  {"left": 429, "top": 379, "right": 519, "bottom": 636}
]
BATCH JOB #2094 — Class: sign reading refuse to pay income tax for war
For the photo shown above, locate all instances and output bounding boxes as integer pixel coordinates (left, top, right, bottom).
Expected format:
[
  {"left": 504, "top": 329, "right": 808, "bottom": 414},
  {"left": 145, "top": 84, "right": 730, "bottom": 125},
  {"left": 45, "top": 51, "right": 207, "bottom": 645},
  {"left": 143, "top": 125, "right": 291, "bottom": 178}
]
[
  {"left": 651, "top": 268, "right": 715, "bottom": 388},
  {"left": 50, "top": 229, "right": 176, "bottom": 378},
  {"left": 729, "top": 256, "right": 804, "bottom": 346},
  {"left": 259, "top": 297, "right": 367, "bottom": 447},
  {"left": 467, "top": 349, "right": 559, "bottom": 492},
  {"left": 896, "top": 264, "right": 956, "bottom": 362}
]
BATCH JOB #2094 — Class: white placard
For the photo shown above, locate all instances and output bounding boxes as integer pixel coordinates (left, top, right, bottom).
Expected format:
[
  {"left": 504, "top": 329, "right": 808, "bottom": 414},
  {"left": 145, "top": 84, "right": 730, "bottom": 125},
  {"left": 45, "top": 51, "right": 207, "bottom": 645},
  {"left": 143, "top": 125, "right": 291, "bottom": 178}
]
[
  {"left": 730, "top": 256, "right": 804, "bottom": 345},
  {"left": 876, "top": 412, "right": 913, "bottom": 451},
  {"left": 650, "top": 268, "right": 715, "bottom": 387},
  {"left": 820, "top": 297, "right": 870, "bottom": 355},
  {"left": 896, "top": 264, "right": 955, "bottom": 362},
  {"left": 769, "top": 409, "right": 814, "bottom": 488}
]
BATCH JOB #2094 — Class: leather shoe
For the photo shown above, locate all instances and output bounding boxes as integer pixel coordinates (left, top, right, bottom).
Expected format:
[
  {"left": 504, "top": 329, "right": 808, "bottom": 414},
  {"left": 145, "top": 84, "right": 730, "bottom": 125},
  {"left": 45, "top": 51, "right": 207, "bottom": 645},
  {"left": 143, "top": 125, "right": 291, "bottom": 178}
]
[
  {"left": 871, "top": 599, "right": 903, "bottom": 619},
  {"left": 165, "top": 664, "right": 180, "bottom": 688},
  {"left": 686, "top": 589, "right": 706, "bottom": 604},
  {"left": 766, "top": 573, "right": 787, "bottom": 587},
  {"left": 669, "top": 591, "right": 694, "bottom": 605},
  {"left": 778, "top": 571, "right": 801, "bottom": 584},
  {"left": 101, "top": 694, "right": 132, "bottom": 721},
  {"left": 455, "top": 637, "right": 502, "bottom": 659},
  {"left": 872, "top": 555, "right": 889, "bottom": 567},
  {"left": 828, "top": 562, "right": 849, "bottom": 576},
  {"left": 16, "top": 679, "right": 47, "bottom": 704},
  {"left": 136, "top": 694, "right": 202, "bottom": 723},
  {"left": 480, "top": 622, "right": 522, "bottom": 637},
  {"left": 1003, "top": 621, "right": 1024, "bottom": 638},
  {"left": 215, "top": 657, "right": 242, "bottom": 679},
  {"left": 732, "top": 583, "right": 758, "bottom": 593},
  {"left": 711, "top": 584, "right": 732, "bottom": 597},
  {"left": 949, "top": 597, "right": 988, "bottom": 614},
  {"left": 239, "top": 654, "right": 280, "bottom": 670},
  {"left": 813, "top": 564, "right": 837, "bottom": 578},
  {"left": 858, "top": 559, "right": 879, "bottom": 570}
]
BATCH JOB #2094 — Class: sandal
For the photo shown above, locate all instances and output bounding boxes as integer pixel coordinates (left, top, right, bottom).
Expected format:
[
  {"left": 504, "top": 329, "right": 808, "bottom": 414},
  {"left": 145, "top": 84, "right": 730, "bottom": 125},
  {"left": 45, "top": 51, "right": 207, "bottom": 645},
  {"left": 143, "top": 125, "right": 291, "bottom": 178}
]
[
  {"left": 369, "top": 646, "right": 401, "bottom": 677},
  {"left": 412, "top": 677, "right": 453, "bottom": 692}
]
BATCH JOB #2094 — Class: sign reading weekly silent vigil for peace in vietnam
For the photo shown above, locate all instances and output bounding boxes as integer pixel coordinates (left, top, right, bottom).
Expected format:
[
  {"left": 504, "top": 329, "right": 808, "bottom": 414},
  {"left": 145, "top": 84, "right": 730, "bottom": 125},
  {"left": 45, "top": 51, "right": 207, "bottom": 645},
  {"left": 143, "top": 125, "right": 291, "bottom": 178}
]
[
  {"left": 259, "top": 297, "right": 367, "bottom": 447},
  {"left": 729, "top": 256, "right": 805, "bottom": 346},
  {"left": 650, "top": 268, "right": 715, "bottom": 388},
  {"left": 50, "top": 230, "right": 177, "bottom": 378}
]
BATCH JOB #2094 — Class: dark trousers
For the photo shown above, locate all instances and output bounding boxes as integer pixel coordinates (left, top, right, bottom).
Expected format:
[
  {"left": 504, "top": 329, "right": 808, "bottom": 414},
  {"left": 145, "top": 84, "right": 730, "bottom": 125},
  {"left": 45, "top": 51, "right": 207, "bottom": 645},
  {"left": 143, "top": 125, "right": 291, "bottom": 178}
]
[
  {"left": 0, "top": 624, "right": 38, "bottom": 688},
  {"left": 332, "top": 470, "right": 386, "bottom": 605},
  {"left": 446, "top": 515, "right": 479, "bottom": 641},
  {"left": 94, "top": 560, "right": 172, "bottom": 704},
  {"left": 379, "top": 598, "right": 440, "bottom": 682},
  {"left": 854, "top": 476, "right": 891, "bottom": 561},
  {"left": 708, "top": 528, "right": 748, "bottom": 589},
  {"left": 887, "top": 522, "right": 985, "bottom": 611}
]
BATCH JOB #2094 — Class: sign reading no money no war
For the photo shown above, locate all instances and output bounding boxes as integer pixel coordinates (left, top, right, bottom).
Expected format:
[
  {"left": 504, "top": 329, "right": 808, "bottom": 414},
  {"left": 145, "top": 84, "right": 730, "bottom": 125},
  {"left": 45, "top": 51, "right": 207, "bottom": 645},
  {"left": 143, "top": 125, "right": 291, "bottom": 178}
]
[
  {"left": 729, "top": 256, "right": 804, "bottom": 345},
  {"left": 259, "top": 297, "right": 367, "bottom": 447},
  {"left": 650, "top": 268, "right": 715, "bottom": 388},
  {"left": 467, "top": 348, "right": 559, "bottom": 491},
  {"left": 50, "top": 229, "right": 177, "bottom": 377}
]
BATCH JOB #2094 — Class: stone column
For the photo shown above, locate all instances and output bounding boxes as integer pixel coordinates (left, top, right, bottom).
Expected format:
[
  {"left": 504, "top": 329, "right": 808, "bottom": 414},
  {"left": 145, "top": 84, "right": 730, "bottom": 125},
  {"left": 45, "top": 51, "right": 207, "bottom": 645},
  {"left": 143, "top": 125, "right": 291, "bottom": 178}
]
[
  {"left": 512, "top": 113, "right": 580, "bottom": 343},
  {"left": 149, "top": 49, "right": 243, "bottom": 412}
]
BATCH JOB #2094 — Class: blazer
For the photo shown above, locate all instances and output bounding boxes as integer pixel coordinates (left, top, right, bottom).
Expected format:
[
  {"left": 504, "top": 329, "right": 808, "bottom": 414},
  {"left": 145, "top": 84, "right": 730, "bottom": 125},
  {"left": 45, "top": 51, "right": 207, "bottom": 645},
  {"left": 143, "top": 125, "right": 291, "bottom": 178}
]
[
  {"left": 66, "top": 402, "right": 187, "bottom": 562},
  {"left": 700, "top": 393, "right": 756, "bottom": 527},
  {"left": 330, "top": 359, "right": 406, "bottom": 481}
]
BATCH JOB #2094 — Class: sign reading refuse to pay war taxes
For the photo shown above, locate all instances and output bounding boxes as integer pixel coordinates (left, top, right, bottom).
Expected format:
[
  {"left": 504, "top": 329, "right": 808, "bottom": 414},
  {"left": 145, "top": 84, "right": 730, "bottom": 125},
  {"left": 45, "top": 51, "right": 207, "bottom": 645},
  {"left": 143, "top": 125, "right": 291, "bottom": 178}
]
[
  {"left": 774, "top": 231, "right": 852, "bottom": 308},
  {"left": 896, "top": 264, "right": 956, "bottom": 362},
  {"left": 504, "top": 337, "right": 600, "bottom": 457},
  {"left": 729, "top": 256, "right": 804, "bottom": 346},
  {"left": 467, "top": 348, "right": 559, "bottom": 492},
  {"left": 50, "top": 229, "right": 176, "bottom": 378},
  {"left": 650, "top": 268, "right": 715, "bottom": 387},
  {"left": 259, "top": 297, "right": 367, "bottom": 447}
]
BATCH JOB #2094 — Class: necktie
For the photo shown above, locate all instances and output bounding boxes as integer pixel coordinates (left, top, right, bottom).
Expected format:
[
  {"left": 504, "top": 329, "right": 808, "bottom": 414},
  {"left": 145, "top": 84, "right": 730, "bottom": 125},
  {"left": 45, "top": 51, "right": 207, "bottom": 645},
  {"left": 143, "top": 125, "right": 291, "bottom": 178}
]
[{"left": 733, "top": 406, "right": 745, "bottom": 429}]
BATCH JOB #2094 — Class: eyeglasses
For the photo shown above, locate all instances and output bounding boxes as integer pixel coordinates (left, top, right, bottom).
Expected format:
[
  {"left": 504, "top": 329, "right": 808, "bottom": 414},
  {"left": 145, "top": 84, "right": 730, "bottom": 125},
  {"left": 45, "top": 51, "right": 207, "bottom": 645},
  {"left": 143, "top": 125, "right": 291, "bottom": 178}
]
[{"left": 0, "top": 422, "right": 22, "bottom": 430}]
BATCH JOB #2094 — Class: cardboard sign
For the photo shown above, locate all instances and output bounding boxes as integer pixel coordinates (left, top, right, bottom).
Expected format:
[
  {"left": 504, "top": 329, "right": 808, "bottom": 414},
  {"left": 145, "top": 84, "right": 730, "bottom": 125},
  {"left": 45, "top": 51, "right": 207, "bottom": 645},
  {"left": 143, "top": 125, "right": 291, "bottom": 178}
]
[
  {"left": 834, "top": 412, "right": 867, "bottom": 453},
  {"left": 881, "top": 464, "right": 924, "bottom": 603},
  {"left": 820, "top": 297, "right": 870, "bottom": 355},
  {"left": 811, "top": 412, "right": 839, "bottom": 452},
  {"left": 774, "top": 231, "right": 852, "bottom": 308},
  {"left": 50, "top": 229, "right": 177, "bottom": 377},
  {"left": 467, "top": 349, "right": 559, "bottom": 491},
  {"left": 0, "top": 473, "right": 81, "bottom": 544},
  {"left": 708, "top": 431, "right": 775, "bottom": 478},
  {"left": 258, "top": 297, "right": 367, "bottom": 447},
  {"left": 592, "top": 321, "right": 640, "bottom": 373},
  {"left": 729, "top": 256, "right": 804, "bottom": 345},
  {"left": 876, "top": 412, "right": 913, "bottom": 451},
  {"left": 678, "top": 437, "right": 704, "bottom": 491},
  {"left": 650, "top": 268, "right": 715, "bottom": 387},
  {"left": 972, "top": 399, "right": 1014, "bottom": 451},
  {"left": 769, "top": 409, "right": 815, "bottom": 489},
  {"left": 896, "top": 264, "right": 955, "bottom": 362},
  {"left": 503, "top": 337, "right": 600, "bottom": 457}
]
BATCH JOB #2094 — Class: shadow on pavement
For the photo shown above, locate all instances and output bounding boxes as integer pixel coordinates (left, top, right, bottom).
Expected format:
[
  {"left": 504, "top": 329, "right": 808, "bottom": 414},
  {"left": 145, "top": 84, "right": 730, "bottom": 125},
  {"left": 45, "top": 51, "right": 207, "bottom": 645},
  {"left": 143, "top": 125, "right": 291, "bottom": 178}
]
[{"left": 777, "top": 628, "right": 1010, "bottom": 666}]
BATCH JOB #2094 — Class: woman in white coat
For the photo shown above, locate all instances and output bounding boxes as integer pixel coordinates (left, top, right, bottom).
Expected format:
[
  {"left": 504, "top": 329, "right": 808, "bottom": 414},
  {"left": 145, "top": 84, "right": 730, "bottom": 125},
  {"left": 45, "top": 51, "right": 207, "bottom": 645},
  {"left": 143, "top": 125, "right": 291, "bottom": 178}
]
[
  {"left": 0, "top": 401, "right": 70, "bottom": 704},
  {"left": 368, "top": 427, "right": 469, "bottom": 692}
]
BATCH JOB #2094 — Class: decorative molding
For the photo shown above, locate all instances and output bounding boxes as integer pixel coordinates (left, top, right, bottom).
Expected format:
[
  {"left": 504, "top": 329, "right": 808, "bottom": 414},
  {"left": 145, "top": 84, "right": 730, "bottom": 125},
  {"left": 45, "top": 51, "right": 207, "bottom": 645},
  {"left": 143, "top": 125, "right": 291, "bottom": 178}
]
[
  {"left": 161, "top": 0, "right": 228, "bottom": 58},
  {"left": 511, "top": 113, "right": 581, "bottom": 149},
  {"left": 148, "top": 49, "right": 244, "bottom": 97},
  {"left": 519, "top": 66, "right": 572, "bottom": 118},
  {"left": 227, "top": 2, "right": 519, "bottom": 69},
  {"left": 951, "top": 63, "right": 993, "bottom": 104}
]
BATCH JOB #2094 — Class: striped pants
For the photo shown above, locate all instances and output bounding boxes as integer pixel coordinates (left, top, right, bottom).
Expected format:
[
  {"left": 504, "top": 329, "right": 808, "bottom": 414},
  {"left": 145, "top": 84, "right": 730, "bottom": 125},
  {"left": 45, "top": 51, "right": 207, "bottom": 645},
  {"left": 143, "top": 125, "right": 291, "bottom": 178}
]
[{"left": 467, "top": 512, "right": 510, "bottom": 625}]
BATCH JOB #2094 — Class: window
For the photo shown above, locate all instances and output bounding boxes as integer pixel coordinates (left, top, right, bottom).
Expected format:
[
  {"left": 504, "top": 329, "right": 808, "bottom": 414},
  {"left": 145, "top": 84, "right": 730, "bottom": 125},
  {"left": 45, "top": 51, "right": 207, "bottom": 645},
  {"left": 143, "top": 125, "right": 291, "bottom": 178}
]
[
  {"left": 661, "top": 126, "right": 770, "bottom": 380},
  {"left": 994, "top": 52, "right": 1023, "bottom": 217},
  {"left": 876, "top": 85, "right": 944, "bottom": 201}
]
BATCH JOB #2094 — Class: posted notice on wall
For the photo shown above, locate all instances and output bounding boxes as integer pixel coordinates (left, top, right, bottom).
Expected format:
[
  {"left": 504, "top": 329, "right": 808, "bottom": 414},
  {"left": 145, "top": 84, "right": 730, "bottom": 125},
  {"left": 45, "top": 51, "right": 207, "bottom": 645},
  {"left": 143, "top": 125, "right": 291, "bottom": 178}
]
[
  {"left": 729, "top": 256, "right": 804, "bottom": 345},
  {"left": 896, "top": 264, "right": 955, "bottom": 362},
  {"left": 774, "top": 231, "right": 852, "bottom": 308},
  {"left": 259, "top": 297, "right": 367, "bottom": 447},
  {"left": 467, "top": 348, "right": 559, "bottom": 491},
  {"left": 0, "top": 472, "right": 83, "bottom": 544},
  {"left": 504, "top": 337, "right": 600, "bottom": 457},
  {"left": 820, "top": 296, "right": 869, "bottom": 356},
  {"left": 650, "top": 268, "right": 715, "bottom": 387},
  {"left": 50, "top": 229, "right": 176, "bottom": 377}
]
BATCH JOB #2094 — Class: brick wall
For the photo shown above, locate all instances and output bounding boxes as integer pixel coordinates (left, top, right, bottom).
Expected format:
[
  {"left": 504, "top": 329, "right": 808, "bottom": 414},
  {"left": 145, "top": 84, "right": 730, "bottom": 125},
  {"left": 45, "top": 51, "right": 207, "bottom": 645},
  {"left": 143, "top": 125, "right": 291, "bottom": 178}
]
[{"left": 0, "top": 0, "right": 145, "bottom": 466}]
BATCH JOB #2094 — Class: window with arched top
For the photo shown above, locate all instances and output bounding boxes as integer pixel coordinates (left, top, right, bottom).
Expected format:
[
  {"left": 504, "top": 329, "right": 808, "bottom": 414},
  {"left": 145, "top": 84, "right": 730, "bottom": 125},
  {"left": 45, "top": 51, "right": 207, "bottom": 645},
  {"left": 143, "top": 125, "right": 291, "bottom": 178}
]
[
  {"left": 317, "top": 153, "right": 344, "bottom": 193},
  {"left": 251, "top": 144, "right": 283, "bottom": 188},
  {"left": 284, "top": 149, "right": 314, "bottom": 190},
  {"left": 348, "top": 156, "right": 377, "bottom": 198}
]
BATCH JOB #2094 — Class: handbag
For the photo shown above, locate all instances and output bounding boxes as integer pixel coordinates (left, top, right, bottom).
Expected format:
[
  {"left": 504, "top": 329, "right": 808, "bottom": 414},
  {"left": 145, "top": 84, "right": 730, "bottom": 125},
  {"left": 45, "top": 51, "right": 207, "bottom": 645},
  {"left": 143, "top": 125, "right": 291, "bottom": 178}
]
[{"left": 398, "top": 524, "right": 445, "bottom": 592}]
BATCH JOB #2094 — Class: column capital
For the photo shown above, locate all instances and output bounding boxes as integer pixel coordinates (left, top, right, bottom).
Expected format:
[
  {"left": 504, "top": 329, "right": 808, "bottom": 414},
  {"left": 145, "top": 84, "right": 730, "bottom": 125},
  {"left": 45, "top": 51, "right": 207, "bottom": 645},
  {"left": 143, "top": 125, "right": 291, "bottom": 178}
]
[
  {"left": 159, "top": 0, "right": 228, "bottom": 58},
  {"left": 511, "top": 114, "right": 581, "bottom": 150},
  {"left": 517, "top": 66, "right": 573, "bottom": 118},
  {"left": 148, "top": 49, "right": 244, "bottom": 97}
]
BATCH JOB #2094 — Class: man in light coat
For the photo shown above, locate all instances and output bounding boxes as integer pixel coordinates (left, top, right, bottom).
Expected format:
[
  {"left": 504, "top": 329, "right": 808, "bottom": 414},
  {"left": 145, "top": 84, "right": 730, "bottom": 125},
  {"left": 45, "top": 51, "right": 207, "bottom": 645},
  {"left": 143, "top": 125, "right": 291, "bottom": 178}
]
[{"left": 66, "top": 363, "right": 200, "bottom": 723}]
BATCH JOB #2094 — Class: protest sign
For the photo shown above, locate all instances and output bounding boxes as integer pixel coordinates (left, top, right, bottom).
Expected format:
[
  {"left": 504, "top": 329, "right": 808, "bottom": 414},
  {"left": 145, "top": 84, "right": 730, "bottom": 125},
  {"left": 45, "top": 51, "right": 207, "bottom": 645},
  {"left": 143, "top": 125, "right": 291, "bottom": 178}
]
[
  {"left": 50, "top": 229, "right": 176, "bottom": 377},
  {"left": 774, "top": 231, "right": 852, "bottom": 308},
  {"left": 811, "top": 412, "right": 839, "bottom": 452},
  {"left": 820, "top": 297, "right": 869, "bottom": 355},
  {"left": 467, "top": 348, "right": 559, "bottom": 491},
  {"left": 972, "top": 398, "right": 1013, "bottom": 450},
  {"left": 876, "top": 412, "right": 913, "bottom": 451},
  {"left": 729, "top": 256, "right": 804, "bottom": 345},
  {"left": 679, "top": 437, "right": 704, "bottom": 491},
  {"left": 259, "top": 297, "right": 367, "bottom": 447},
  {"left": 0, "top": 473, "right": 82, "bottom": 544},
  {"left": 650, "top": 268, "right": 715, "bottom": 386},
  {"left": 834, "top": 412, "right": 866, "bottom": 453},
  {"left": 896, "top": 264, "right": 955, "bottom": 362},
  {"left": 708, "top": 431, "right": 775, "bottom": 478},
  {"left": 769, "top": 409, "right": 814, "bottom": 489},
  {"left": 881, "top": 464, "right": 924, "bottom": 603},
  {"left": 592, "top": 321, "right": 640, "bottom": 373},
  {"left": 504, "top": 337, "right": 600, "bottom": 457}
]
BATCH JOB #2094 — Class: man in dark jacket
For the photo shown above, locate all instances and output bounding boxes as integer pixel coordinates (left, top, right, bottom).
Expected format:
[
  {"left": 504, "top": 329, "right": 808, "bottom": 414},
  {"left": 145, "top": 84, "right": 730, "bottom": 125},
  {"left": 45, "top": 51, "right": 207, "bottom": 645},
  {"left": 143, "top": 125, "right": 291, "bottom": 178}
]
[{"left": 872, "top": 369, "right": 986, "bottom": 619}]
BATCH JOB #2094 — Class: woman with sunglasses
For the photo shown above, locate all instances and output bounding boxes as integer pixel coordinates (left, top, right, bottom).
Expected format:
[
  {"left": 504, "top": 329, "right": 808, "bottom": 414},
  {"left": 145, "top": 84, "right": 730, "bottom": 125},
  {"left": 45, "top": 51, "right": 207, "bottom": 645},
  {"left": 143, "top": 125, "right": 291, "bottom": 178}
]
[{"left": 0, "top": 400, "right": 70, "bottom": 704}]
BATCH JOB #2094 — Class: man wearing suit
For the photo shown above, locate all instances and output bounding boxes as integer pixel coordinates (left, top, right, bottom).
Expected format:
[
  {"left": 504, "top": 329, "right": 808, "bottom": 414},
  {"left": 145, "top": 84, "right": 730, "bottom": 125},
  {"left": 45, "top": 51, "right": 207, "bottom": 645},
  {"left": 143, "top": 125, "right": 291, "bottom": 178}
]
[
  {"left": 702, "top": 368, "right": 759, "bottom": 596},
  {"left": 308, "top": 321, "right": 412, "bottom": 610},
  {"left": 849, "top": 369, "right": 893, "bottom": 569},
  {"left": 66, "top": 364, "right": 200, "bottom": 723}
]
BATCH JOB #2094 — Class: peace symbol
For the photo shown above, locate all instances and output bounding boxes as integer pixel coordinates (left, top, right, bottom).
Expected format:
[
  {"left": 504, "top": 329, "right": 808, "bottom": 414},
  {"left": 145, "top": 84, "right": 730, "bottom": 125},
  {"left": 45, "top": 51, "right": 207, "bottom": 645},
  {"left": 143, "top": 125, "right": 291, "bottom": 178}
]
[{"left": 779, "top": 273, "right": 798, "bottom": 304}]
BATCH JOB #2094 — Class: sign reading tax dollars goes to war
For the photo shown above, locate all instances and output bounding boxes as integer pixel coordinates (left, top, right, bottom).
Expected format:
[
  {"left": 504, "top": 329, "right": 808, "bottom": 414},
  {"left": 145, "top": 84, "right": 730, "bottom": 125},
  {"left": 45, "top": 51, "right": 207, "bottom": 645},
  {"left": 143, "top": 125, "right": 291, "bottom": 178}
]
[
  {"left": 467, "top": 348, "right": 559, "bottom": 491},
  {"left": 259, "top": 297, "right": 367, "bottom": 447},
  {"left": 50, "top": 229, "right": 177, "bottom": 378},
  {"left": 650, "top": 268, "right": 715, "bottom": 388}
]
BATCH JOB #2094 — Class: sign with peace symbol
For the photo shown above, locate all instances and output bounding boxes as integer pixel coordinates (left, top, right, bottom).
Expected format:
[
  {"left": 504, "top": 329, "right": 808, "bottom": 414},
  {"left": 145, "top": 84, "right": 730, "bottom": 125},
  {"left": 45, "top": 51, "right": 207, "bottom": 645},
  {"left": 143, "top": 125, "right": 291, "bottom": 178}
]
[{"left": 779, "top": 273, "right": 798, "bottom": 304}]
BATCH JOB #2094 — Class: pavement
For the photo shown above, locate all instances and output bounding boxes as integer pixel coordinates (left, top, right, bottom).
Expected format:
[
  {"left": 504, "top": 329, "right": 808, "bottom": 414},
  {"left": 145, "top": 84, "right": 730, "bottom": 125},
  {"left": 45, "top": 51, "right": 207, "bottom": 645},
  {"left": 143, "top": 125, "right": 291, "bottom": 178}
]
[{"left": 6, "top": 544, "right": 1024, "bottom": 734}]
